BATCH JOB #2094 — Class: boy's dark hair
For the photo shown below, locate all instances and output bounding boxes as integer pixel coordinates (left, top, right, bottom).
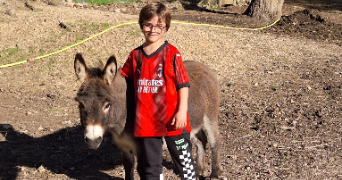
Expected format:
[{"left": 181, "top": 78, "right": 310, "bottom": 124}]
[{"left": 139, "top": 2, "right": 171, "bottom": 31}]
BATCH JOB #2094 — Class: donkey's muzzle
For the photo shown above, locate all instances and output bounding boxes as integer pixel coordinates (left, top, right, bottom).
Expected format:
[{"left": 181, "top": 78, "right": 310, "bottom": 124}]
[
  {"left": 85, "top": 136, "right": 103, "bottom": 149},
  {"left": 84, "top": 124, "right": 104, "bottom": 149}
]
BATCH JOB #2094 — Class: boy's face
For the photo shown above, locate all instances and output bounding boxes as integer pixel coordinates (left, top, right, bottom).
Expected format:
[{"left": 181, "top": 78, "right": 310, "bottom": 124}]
[{"left": 142, "top": 15, "right": 167, "bottom": 45}]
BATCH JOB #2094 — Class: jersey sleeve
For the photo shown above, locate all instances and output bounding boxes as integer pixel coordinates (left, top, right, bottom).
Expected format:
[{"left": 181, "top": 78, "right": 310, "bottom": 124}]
[
  {"left": 173, "top": 50, "right": 190, "bottom": 90},
  {"left": 120, "top": 52, "right": 134, "bottom": 80}
]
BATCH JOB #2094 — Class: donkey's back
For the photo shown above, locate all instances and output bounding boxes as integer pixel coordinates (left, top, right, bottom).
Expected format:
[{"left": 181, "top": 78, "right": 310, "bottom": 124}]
[{"left": 184, "top": 61, "right": 221, "bottom": 178}]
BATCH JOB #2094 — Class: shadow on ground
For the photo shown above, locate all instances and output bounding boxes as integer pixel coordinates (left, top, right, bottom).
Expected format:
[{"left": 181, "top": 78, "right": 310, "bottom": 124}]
[
  {"left": 0, "top": 124, "right": 123, "bottom": 180},
  {"left": 286, "top": 0, "right": 342, "bottom": 11},
  {"left": 0, "top": 124, "right": 177, "bottom": 180}
]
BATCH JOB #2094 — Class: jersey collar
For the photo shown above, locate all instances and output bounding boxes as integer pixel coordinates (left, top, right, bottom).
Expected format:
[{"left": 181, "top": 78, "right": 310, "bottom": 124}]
[{"left": 140, "top": 41, "right": 168, "bottom": 59}]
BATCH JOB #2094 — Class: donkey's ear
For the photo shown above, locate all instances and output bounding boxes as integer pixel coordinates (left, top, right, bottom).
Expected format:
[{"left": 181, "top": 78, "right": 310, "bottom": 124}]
[
  {"left": 103, "top": 55, "right": 117, "bottom": 85},
  {"left": 74, "top": 53, "right": 89, "bottom": 82}
]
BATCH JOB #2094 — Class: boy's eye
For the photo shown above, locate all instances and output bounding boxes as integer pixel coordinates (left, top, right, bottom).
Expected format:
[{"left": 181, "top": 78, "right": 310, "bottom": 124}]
[{"left": 143, "top": 23, "right": 165, "bottom": 31}]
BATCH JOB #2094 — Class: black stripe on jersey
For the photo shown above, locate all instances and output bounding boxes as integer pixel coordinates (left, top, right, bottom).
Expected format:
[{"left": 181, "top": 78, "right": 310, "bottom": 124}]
[{"left": 177, "top": 82, "right": 190, "bottom": 91}]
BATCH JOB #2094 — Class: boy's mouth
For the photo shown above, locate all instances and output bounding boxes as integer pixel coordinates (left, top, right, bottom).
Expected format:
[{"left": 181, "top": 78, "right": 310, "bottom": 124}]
[{"left": 148, "top": 32, "right": 160, "bottom": 36}]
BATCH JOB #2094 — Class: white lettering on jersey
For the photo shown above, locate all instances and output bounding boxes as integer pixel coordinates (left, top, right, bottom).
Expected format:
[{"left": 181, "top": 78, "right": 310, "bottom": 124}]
[{"left": 137, "top": 78, "right": 164, "bottom": 94}]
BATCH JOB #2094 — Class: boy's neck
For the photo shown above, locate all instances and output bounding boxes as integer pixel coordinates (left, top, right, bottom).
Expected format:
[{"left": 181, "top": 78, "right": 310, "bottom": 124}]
[{"left": 143, "top": 39, "right": 165, "bottom": 56}]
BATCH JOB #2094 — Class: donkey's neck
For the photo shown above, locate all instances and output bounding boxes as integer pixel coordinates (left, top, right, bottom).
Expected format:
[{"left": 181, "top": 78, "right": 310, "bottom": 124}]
[{"left": 107, "top": 74, "right": 135, "bottom": 135}]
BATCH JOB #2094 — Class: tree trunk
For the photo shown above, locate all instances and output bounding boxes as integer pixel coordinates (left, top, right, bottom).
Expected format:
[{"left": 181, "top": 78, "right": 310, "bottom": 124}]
[{"left": 244, "top": 0, "right": 284, "bottom": 22}]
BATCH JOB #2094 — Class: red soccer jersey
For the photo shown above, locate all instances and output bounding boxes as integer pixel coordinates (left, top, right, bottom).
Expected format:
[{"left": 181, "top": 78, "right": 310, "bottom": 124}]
[{"left": 120, "top": 41, "right": 191, "bottom": 137}]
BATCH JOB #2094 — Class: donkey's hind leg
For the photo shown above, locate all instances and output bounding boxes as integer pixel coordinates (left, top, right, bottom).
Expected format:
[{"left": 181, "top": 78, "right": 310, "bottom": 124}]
[
  {"left": 203, "top": 115, "right": 222, "bottom": 179},
  {"left": 193, "top": 129, "right": 208, "bottom": 177}
]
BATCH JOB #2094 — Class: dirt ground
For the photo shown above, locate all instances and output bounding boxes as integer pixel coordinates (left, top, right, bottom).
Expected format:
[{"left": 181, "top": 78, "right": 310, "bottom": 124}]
[{"left": 0, "top": 0, "right": 341, "bottom": 179}]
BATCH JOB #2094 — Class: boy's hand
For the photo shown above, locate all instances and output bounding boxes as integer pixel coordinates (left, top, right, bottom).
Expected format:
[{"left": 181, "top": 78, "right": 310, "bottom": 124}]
[
  {"left": 168, "top": 87, "right": 189, "bottom": 131},
  {"left": 171, "top": 110, "right": 187, "bottom": 130}
]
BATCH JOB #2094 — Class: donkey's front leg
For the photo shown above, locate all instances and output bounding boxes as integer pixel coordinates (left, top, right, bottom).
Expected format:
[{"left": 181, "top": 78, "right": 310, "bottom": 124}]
[{"left": 123, "top": 152, "right": 134, "bottom": 180}]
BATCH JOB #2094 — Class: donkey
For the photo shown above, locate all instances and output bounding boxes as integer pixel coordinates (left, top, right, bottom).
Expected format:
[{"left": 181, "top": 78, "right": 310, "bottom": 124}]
[{"left": 74, "top": 53, "right": 222, "bottom": 179}]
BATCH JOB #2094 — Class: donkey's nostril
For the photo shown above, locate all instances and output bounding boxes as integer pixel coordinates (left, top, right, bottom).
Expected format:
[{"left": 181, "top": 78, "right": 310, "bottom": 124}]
[
  {"left": 93, "top": 136, "right": 103, "bottom": 145},
  {"left": 84, "top": 136, "right": 103, "bottom": 149},
  {"left": 84, "top": 137, "right": 90, "bottom": 144}
]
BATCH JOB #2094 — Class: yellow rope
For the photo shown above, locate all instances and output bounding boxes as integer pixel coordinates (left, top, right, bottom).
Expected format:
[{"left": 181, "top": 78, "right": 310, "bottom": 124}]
[
  {"left": 0, "top": 19, "right": 280, "bottom": 69},
  {"left": 174, "top": 18, "right": 280, "bottom": 30},
  {"left": 0, "top": 60, "right": 28, "bottom": 68},
  {"left": 0, "top": 22, "right": 136, "bottom": 69}
]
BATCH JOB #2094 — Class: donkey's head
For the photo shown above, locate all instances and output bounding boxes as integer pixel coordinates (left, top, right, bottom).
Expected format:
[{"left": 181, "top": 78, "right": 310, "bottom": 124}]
[{"left": 74, "top": 53, "right": 118, "bottom": 149}]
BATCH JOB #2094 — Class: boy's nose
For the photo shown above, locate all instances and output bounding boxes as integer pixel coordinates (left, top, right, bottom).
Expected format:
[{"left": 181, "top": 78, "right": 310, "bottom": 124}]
[{"left": 151, "top": 26, "right": 158, "bottom": 32}]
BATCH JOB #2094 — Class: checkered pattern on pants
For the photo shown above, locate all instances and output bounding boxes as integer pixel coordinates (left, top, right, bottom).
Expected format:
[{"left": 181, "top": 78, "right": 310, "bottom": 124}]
[{"left": 179, "top": 150, "right": 196, "bottom": 180}]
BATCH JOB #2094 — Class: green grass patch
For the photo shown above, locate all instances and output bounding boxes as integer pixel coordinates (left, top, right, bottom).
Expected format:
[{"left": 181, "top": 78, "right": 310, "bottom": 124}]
[
  {"left": 1, "top": 47, "right": 20, "bottom": 59},
  {"left": 0, "top": 47, "right": 23, "bottom": 64},
  {"left": 73, "top": 0, "right": 138, "bottom": 5},
  {"left": 76, "top": 33, "right": 85, "bottom": 41}
]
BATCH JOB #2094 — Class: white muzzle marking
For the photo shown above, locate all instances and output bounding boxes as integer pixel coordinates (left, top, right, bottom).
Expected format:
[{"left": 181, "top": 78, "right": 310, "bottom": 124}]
[{"left": 85, "top": 124, "right": 104, "bottom": 141}]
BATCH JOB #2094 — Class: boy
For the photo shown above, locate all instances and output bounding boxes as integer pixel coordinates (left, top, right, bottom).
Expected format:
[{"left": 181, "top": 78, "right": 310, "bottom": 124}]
[{"left": 120, "top": 2, "right": 196, "bottom": 180}]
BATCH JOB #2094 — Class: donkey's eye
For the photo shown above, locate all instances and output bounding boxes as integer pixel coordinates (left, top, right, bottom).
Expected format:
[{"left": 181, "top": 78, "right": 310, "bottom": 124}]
[{"left": 104, "top": 103, "right": 111, "bottom": 110}]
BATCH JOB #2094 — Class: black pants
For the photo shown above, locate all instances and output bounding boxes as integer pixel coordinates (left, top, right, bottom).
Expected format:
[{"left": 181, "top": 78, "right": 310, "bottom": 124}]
[{"left": 136, "top": 131, "right": 196, "bottom": 180}]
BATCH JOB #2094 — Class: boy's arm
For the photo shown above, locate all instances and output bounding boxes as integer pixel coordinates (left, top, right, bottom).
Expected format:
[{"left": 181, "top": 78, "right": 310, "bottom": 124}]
[
  {"left": 170, "top": 49, "right": 190, "bottom": 130},
  {"left": 120, "top": 52, "right": 134, "bottom": 79},
  {"left": 171, "top": 87, "right": 189, "bottom": 130}
]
